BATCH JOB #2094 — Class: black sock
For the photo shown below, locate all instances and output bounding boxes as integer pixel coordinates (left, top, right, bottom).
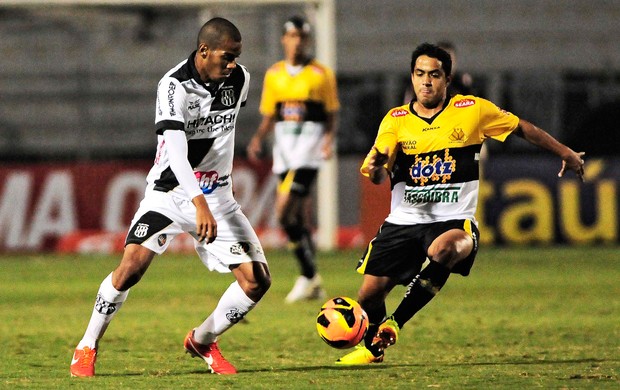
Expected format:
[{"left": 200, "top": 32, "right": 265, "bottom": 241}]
[
  {"left": 392, "top": 260, "right": 450, "bottom": 328},
  {"left": 362, "top": 301, "right": 387, "bottom": 357},
  {"left": 284, "top": 225, "right": 316, "bottom": 278}
]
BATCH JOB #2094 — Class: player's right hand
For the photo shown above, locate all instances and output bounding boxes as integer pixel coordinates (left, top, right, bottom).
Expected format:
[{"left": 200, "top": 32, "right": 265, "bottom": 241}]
[
  {"left": 192, "top": 196, "right": 217, "bottom": 243},
  {"left": 371, "top": 146, "right": 389, "bottom": 168},
  {"left": 246, "top": 136, "right": 262, "bottom": 163}
]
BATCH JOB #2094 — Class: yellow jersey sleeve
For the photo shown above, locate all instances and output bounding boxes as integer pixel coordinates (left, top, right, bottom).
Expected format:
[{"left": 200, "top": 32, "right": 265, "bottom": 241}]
[
  {"left": 478, "top": 98, "right": 519, "bottom": 142},
  {"left": 360, "top": 109, "right": 401, "bottom": 176}
]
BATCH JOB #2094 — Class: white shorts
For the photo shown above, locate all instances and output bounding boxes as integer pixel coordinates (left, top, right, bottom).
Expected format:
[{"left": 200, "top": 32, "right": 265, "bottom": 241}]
[{"left": 126, "top": 190, "right": 266, "bottom": 273}]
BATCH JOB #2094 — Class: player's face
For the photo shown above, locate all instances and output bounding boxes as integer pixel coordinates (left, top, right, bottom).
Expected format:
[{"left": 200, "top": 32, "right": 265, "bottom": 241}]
[
  {"left": 199, "top": 38, "right": 242, "bottom": 83},
  {"left": 411, "top": 55, "right": 449, "bottom": 108},
  {"left": 281, "top": 29, "right": 309, "bottom": 63}
]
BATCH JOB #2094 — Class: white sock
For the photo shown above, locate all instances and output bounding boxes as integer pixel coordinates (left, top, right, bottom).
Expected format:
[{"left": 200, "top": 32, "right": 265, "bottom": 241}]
[
  {"left": 78, "top": 272, "right": 129, "bottom": 349},
  {"left": 193, "top": 281, "right": 256, "bottom": 345}
]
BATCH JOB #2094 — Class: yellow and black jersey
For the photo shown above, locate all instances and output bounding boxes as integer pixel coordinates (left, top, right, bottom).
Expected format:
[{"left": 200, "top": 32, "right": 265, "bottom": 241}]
[
  {"left": 259, "top": 59, "right": 339, "bottom": 173},
  {"left": 361, "top": 95, "right": 519, "bottom": 225}
]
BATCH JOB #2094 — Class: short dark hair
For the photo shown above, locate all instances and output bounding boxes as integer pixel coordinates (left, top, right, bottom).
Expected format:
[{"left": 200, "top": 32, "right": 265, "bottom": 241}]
[
  {"left": 197, "top": 17, "right": 241, "bottom": 49},
  {"left": 410, "top": 42, "right": 452, "bottom": 77},
  {"left": 282, "top": 15, "right": 311, "bottom": 35}
]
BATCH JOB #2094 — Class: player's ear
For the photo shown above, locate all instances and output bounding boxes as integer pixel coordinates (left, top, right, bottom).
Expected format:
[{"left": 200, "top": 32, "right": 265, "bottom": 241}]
[{"left": 199, "top": 43, "right": 208, "bottom": 58}]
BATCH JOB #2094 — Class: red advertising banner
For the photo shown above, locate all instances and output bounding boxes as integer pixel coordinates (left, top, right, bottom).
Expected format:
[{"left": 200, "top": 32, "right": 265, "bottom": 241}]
[{"left": 1, "top": 156, "right": 618, "bottom": 253}]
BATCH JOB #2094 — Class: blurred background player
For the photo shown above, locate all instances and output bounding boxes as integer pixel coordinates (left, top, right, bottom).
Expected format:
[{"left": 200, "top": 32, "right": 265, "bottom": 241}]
[
  {"left": 70, "top": 17, "right": 271, "bottom": 377},
  {"left": 247, "top": 15, "right": 340, "bottom": 303},
  {"left": 337, "top": 42, "right": 585, "bottom": 365},
  {"left": 403, "top": 40, "right": 475, "bottom": 103}
]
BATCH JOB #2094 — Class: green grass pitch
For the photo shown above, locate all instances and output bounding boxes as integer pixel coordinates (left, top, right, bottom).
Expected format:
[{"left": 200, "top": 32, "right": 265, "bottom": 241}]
[{"left": 1, "top": 246, "right": 618, "bottom": 389}]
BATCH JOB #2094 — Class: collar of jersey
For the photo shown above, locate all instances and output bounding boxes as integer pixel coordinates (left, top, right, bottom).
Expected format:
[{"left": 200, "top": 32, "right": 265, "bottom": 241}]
[{"left": 188, "top": 50, "right": 221, "bottom": 96}]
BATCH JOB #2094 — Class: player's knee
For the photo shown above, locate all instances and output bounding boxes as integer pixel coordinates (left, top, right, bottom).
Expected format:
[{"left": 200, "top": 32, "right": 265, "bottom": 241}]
[{"left": 430, "top": 240, "right": 471, "bottom": 269}]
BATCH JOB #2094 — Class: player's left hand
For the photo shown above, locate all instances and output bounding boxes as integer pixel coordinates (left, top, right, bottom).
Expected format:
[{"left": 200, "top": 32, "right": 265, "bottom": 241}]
[{"left": 558, "top": 150, "right": 585, "bottom": 182}]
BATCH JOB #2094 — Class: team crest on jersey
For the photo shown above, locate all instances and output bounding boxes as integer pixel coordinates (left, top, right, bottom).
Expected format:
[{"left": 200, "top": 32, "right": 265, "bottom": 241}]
[
  {"left": 409, "top": 149, "right": 456, "bottom": 186},
  {"left": 449, "top": 128, "right": 466, "bottom": 142},
  {"left": 220, "top": 87, "right": 236, "bottom": 107},
  {"left": 188, "top": 99, "right": 200, "bottom": 110},
  {"left": 391, "top": 109, "right": 409, "bottom": 117},
  {"left": 454, "top": 99, "right": 475, "bottom": 108},
  {"left": 134, "top": 223, "right": 149, "bottom": 238}
]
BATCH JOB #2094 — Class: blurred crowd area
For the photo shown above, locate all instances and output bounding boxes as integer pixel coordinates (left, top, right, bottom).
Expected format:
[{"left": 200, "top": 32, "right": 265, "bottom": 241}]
[{"left": 1, "top": 2, "right": 619, "bottom": 161}]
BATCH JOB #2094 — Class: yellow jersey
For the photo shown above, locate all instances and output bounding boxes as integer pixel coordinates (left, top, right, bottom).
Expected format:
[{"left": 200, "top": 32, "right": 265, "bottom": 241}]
[
  {"left": 361, "top": 95, "right": 519, "bottom": 225},
  {"left": 259, "top": 59, "right": 339, "bottom": 173}
]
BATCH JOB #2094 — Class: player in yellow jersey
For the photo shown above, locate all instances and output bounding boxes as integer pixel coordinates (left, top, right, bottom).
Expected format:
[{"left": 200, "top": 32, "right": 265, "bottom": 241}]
[
  {"left": 336, "top": 42, "right": 585, "bottom": 365},
  {"left": 247, "top": 16, "right": 339, "bottom": 303}
]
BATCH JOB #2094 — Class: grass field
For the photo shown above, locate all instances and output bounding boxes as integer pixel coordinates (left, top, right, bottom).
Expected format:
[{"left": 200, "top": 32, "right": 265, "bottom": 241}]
[{"left": 1, "top": 246, "right": 619, "bottom": 389}]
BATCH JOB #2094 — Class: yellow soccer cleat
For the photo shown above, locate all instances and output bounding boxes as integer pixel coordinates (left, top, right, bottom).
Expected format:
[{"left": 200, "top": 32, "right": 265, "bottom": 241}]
[
  {"left": 371, "top": 317, "right": 399, "bottom": 351},
  {"left": 335, "top": 345, "right": 384, "bottom": 365}
]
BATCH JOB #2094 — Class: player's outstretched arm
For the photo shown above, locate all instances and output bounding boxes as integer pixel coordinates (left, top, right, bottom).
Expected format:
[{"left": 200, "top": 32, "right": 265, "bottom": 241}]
[
  {"left": 367, "top": 146, "right": 390, "bottom": 185},
  {"left": 513, "top": 119, "right": 585, "bottom": 181}
]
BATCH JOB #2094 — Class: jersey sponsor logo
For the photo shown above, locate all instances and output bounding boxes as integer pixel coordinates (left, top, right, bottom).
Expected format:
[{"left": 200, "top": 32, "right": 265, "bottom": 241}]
[
  {"left": 167, "top": 82, "right": 176, "bottom": 116},
  {"left": 423, "top": 126, "right": 440, "bottom": 132},
  {"left": 195, "top": 170, "right": 220, "bottom": 194},
  {"left": 280, "top": 101, "right": 306, "bottom": 122},
  {"left": 220, "top": 87, "right": 236, "bottom": 107},
  {"left": 449, "top": 128, "right": 466, "bottom": 142},
  {"left": 403, "top": 186, "right": 460, "bottom": 204},
  {"left": 390, "top": 109, "right": 409, "bottom": 117},
  {"left": 230, "top": 241, "right": 251, "bottom": 255},
  {"left": 401, "top": 140, "right": 417, "bottom": 151},
  {"left": 186, "top": 113, "right": 236, "bottom": 129},
  {"left": 454, "top": 99, "right": 475, "bottom": 108},
  {"left": 409, "top": 149, "right": 456, "bottom": 185},
  {"left": 95, "top": 293, "right": 117, "bottom": 315},
  {"left": 134, "top": 223, "right": 149, "bottom": 238}
]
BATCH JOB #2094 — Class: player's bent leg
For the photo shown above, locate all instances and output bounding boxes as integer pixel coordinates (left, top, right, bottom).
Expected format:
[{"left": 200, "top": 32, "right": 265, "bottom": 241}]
[
  {"left": 232, "top": 261, "right": 271, "bottom": 302},
  {"left": 70, "top": 245, "right": 156, "bottom": 377},
  {"left": 335, "top": 275, "right": 396, "bottom": 364},
  {"left": 187, "top": 262, "right": 270, "bottom": 374}
]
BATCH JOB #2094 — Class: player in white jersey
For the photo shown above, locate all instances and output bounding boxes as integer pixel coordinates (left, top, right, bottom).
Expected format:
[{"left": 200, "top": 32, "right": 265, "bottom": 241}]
[{"left": 70, "top": 18, "right": 271, "bottom": 377}]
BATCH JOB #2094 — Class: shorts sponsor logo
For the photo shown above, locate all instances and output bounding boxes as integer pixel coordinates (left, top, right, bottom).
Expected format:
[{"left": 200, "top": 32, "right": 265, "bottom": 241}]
[
  {"left": 454, "top": 99, "right": 475, "bottom": 108},
  {"left": 230, "top": 241, "right": 251, "bottom": 255},
  {"left": 409, "top": 149, "right": 456, "bottom": 185},
  {"left": 220, "top": 88, "right": 236, "bottom": 107},
  {"left": 157, "top": 234, "right": 167, "bottom": 247},
  {"left": 390, "top": 109, "right": 408, "bottom": 117},
  {"left": 134, "top": 223, "right": 149, "bottom": 238},
  {"left": 225, "top": 308, "right": 245, "bottom": 323},
  {"left": 95, "top": 293, "right": 117, "bottom": 315}
]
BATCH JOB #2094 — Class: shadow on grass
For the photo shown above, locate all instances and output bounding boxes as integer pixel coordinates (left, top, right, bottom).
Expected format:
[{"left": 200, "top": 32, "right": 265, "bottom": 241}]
[{"left": 90, "top": 357, "right": 618, "bottom": 377}]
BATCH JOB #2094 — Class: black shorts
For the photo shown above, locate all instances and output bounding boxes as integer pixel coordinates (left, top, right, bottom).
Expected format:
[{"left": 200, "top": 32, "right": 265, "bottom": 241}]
[
  {"left": 356, "top": 219, "right": 480, "bottom": 284},
  {"left": 277, "top": 168, "right": 318, "bottom": 197}
]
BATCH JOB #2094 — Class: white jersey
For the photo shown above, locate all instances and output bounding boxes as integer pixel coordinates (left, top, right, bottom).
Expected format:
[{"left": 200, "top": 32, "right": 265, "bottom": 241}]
[{"left": 146, "top": 51, "right": 250, "bottom": 215}]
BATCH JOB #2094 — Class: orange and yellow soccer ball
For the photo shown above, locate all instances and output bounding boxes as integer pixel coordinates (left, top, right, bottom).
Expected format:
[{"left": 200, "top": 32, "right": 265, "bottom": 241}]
[{"left": 316, "top": 296, "right": 369, "bottom": 349}]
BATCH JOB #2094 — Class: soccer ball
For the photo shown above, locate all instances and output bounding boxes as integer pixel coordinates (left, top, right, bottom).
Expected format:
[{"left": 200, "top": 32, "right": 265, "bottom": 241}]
[{"left": 316, "top": 296, "right": 369, "bottom": 349}]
